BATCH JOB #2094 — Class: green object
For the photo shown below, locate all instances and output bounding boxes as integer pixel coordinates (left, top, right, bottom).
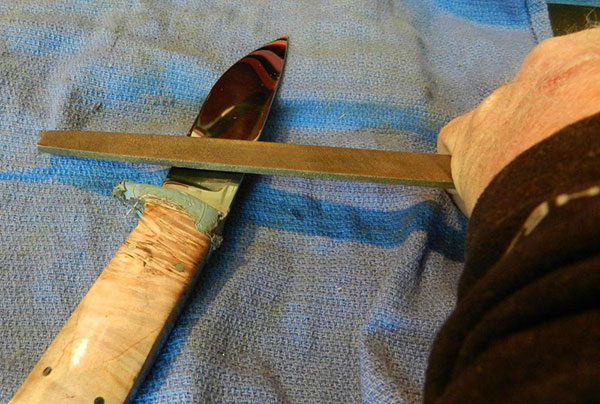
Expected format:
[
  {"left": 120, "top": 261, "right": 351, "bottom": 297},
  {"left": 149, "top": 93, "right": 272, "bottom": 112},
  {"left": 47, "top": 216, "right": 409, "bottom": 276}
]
[{"left": 112, "top": 181, "right": 223, "bottom": 242}]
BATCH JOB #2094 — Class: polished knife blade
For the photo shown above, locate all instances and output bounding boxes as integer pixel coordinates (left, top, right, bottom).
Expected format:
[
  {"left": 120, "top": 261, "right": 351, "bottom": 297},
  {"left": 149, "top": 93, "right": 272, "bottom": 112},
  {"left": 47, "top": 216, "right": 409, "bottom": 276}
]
[
  {"left": 163, "top": 36, "right": 287, "bottom": 214},
  {"left": 11, "top": 37, "right": 288, "bottom": 404}
]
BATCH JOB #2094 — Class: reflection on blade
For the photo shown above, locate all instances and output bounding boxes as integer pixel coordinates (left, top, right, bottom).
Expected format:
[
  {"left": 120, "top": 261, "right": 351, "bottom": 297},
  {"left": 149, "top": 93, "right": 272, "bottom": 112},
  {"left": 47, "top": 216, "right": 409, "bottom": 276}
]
[
  {"left": 192, "top": 36, "right": 287, "bottom": 141},
  {"left": 196, "top": 92, "right": 267, "bottom": 140},
  {"left": 164, "top": 37, "right": 288, "bottom": 214}
]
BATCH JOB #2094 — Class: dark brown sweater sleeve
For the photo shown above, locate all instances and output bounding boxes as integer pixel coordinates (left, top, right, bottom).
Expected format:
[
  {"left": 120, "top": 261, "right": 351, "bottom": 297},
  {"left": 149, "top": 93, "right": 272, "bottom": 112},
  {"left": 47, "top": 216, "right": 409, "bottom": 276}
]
[{"left": 424, "top": 113, "right": 600, "bottom": 404}]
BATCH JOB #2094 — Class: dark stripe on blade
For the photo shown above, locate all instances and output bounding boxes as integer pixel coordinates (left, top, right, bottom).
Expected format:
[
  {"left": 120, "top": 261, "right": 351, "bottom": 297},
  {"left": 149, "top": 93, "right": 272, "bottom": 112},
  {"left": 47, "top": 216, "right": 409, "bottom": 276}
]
[
  {"left": 191, "top": 37, "right": 287, "bottom": 141},
  {"left": 244, "top": 55, "right": 279, "bottom": 89},
  {"left": 258, "top": 37, "right": 287, "bottom": 58}
]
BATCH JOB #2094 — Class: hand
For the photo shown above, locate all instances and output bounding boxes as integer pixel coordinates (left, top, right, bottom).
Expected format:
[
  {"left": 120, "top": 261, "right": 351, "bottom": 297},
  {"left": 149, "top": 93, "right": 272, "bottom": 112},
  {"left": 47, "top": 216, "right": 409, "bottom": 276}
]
[{"left": 438, "top": 28, "right": 600, "bottom": 216}]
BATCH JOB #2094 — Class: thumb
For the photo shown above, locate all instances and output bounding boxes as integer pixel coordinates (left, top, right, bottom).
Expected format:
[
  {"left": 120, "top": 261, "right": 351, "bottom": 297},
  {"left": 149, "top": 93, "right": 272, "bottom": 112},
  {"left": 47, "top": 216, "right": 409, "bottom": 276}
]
[{"left": 437, "top": 114, "right": 471, "bottom": 216}]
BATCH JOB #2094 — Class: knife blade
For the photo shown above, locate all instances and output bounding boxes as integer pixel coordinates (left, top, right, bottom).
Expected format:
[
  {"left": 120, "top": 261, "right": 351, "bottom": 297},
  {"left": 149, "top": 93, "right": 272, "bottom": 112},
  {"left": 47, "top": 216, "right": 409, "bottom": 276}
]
[
  {"left": 38, "top": 130, "right": 454, "bottom": 188},
  {"left": 11, "top": 37, "right": 288, "bottom": 404}
]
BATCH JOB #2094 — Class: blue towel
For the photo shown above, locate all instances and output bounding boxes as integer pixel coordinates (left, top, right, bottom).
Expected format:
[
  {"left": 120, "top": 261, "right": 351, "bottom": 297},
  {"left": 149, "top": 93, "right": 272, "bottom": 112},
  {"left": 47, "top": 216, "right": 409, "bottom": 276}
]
[{"left": 0, "top": 1, "right": 551, "bottom": 402}]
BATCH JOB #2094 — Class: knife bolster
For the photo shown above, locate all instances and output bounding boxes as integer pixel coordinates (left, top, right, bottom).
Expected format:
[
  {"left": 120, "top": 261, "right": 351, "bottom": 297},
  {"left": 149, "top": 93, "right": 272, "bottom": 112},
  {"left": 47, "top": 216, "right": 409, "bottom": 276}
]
[
  {"left": 113, "top": 180, "right": 224, "bottom": 246},
  {"left": 11, "top": 203, "right": 213, "bottom": 404}
]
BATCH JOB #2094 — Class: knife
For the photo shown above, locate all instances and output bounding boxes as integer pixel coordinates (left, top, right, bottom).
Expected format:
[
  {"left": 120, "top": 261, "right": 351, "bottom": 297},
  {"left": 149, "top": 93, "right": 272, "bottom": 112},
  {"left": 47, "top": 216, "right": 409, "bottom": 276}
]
[{"left": 11, "top": 37, "right": 288, "bottom": 404}]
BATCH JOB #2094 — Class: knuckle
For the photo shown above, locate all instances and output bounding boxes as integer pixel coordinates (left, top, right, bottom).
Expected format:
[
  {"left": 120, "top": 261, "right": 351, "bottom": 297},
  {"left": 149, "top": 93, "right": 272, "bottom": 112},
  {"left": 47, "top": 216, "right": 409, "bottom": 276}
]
[
  {"left": 438, "top": 114, "right": 468, "bottom": 152},
  {"left": 523, "top": 37, "right": 561, "bottom": 65},
  {"left": 474, "top": 84, "right": 511, "bottom": 116}
]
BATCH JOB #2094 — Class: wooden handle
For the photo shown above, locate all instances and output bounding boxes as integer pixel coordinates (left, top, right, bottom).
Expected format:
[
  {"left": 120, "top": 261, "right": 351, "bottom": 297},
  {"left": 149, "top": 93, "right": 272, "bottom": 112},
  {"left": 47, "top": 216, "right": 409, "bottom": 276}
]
[{"left": 11, "top": 203, "right": 212, "bottom": 404}]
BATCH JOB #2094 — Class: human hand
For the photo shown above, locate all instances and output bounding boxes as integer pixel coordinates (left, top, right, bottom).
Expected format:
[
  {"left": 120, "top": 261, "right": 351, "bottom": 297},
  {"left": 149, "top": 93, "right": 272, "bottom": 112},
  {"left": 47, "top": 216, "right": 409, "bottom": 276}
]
[{"left": 438, "top": 27, "right": 600, "bottom": 216}]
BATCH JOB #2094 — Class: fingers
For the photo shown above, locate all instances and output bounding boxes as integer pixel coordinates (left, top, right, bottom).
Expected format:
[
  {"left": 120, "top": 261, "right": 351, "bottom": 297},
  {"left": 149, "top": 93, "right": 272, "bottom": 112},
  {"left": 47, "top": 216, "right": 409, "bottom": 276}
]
[{"left": 437, "top": 113, "right": 473, "bottom": 215}]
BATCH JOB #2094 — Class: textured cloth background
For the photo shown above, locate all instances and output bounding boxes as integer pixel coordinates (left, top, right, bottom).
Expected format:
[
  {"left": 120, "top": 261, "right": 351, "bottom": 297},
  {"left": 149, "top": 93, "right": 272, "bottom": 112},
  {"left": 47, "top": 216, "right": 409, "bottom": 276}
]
[{"left": 0, "top": 1, "right": 551, "bottom": 403}]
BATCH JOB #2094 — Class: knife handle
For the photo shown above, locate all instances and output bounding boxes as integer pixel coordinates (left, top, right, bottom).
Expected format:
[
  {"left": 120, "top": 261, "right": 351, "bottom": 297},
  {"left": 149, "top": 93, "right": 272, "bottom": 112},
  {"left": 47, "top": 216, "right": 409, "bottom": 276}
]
[{"left": 11, "top": 203, "right": 212, "bottom": 404}]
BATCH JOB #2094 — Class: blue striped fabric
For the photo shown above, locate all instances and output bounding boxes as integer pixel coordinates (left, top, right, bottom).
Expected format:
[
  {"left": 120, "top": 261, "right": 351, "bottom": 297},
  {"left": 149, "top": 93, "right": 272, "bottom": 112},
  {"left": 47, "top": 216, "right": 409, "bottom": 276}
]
[{"left": 0, "top": 1, "right": 551, "bottom": 402}]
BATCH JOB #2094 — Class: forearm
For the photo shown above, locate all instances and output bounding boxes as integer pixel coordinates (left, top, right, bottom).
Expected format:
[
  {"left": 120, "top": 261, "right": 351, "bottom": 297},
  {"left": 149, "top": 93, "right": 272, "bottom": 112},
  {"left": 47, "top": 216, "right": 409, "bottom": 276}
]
[{"left": 425, "top": 113, "right": 600, "bottom": 404}]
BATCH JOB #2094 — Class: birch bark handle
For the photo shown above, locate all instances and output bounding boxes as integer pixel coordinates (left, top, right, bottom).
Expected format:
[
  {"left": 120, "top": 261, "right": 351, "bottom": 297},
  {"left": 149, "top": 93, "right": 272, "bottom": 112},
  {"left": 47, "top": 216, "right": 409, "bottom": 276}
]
[{"left": 11, "top": 203, "right": 212, "bottom": 404}]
